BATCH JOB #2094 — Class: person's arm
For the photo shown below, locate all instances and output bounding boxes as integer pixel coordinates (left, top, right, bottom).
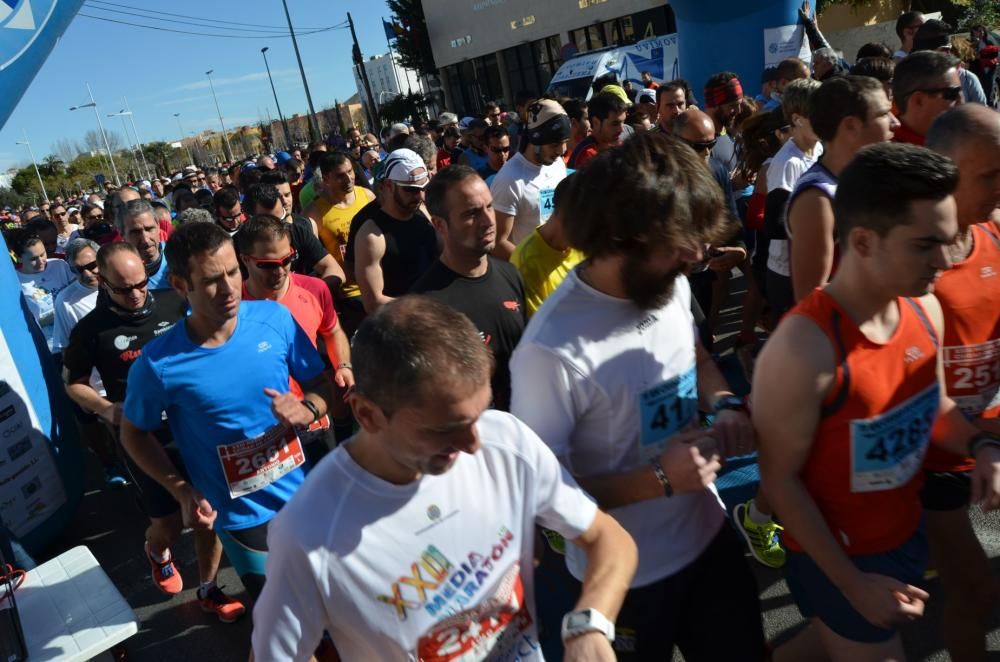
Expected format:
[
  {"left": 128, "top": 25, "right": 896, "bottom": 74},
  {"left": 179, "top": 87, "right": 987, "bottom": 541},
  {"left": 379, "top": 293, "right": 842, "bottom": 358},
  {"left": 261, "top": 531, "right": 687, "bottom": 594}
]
[
  {"left": 695, "top": 338, "right": 754, "bottom": 457},
  {"left": 754, "top": 315, "right": 928, "bottom": 629},
  {"left": 313, "top": 254, "right": 346, "bottom": 288},
  {"left": 66, "top": 381, "right": 119, "bottom": 425},
  {"left": 354, "top": 221, "right": 393, "bottom": 313},
  {"left": 61, "top": 328, "right": 118, "bottom": 422},
  {"left": 798, "top": 0, "right": 831, "bottom": 50},
  {"left": 320, "top": 323, "right": 354, "bottom": 390},
  {"left": 789, "top": 190, "right": 836, "bottom": 302},
  {"left": 492, "top": 211, "right": 517, "bottom": 260},
  {"left": 562, "top": 511, "right": 637, "bottom": 661}
]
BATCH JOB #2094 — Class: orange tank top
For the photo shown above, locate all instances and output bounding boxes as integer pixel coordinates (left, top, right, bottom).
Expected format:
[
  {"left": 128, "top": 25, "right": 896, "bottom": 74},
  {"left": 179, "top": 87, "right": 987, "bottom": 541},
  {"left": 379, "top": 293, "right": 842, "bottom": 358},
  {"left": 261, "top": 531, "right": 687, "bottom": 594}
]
[
  {"left": 925, "top": 224, "right": 1000, "bottom": 472},
  {"left": 784, "top": 290, "right": 940, "bottom": 555}
]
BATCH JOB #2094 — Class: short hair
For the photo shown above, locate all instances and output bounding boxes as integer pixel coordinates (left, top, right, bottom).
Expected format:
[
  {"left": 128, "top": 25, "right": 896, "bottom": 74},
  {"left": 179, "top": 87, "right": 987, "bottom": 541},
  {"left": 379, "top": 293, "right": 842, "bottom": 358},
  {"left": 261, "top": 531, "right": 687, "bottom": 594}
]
[
  {"left": 247, "top": 183, "right": 281, "bottom": 213},
  {"left": 260, "top": 169, "right": 290, "bottom": 186},
  {"left": 121, "top": 199, "right": 154, "bottom": 227},
  {"left": 591, "top": 73, "right": 619, "bottom": 97},
  {"left": 424, "top": 165, "right": 479, "bottom": 221},
  {"left": 895, "top": 11, "right": 923, "bottom": 39},
  {"left": 926, "top": 104, "right": 999, "bottom": 157},
  {"left": 351, "top": 295, "right": 493, "bottom": 417},
  {"left": 213, "top": 186, "right": 240, "bottom": 210},
  {"left": 777, "top": 58, "right": 809, "bottom": 82},
  {"left": 564, "top": 131, "right": 730, "bottom": 259},
  {"left": 24, "top": 217, "right": 56, "bottom": 236},
  {"left": 96, "top": 240, "right": 141, "bottom": 271},
  {"left": 856, "top": 42, "right": 893, "bottom": 60},
  {"left": 809, "top": 76, "right": 886, "bottom": 142},
  {"left": 657, "top": 79, "right": 694, "bottom": 105},
  {"left": 562, "top": 98, "right": 587, "bottom": 123},
  {"left": 813, "top": 47, "right": 840, "bottom": 65},
  {"left": 588, "top": 92, "right": 628, "bottom": 122},
  {"left": 403, "top": 134, "right": 437, "bottom": 169},
  {"left": 176, "top": 207, "right": 215, "bottom": 225},
  {"left": 484, "top": 125, "right": 508, "bottom": 142},
  {"left": 483, "top": 101, "right": 499, "bottom": 115},
  {"left": 551, "top": 171, "right": 575, "bottom": 214},
  {"left": 762, "top": 67, "right": 779, "bottom": 83},
  {"left": 912, "top": 19, "right": 953, "bottom": 53},
  {"left": 164, "top": 220, "right": 232, "bottom": 283},
  {"left": 443, "top": 125, "right": 461, "bottom": 140},
  {"left": 237, "top": 214, "right": 291, "bottom": 254},
  {"left": 851, "top": 57, "right": 895, "bottom": 83},
  {"left": 318, "top": 151, "right": 352, "bottom": 178},
  {"left": 65, "top": 237, "right": 100, "bottom": 266},
  {"left": 238, "top": 167, "right": 262, "bottom": 193},
  {"left": 782, "top": 78, "right": 821, "bottom": 123},
  {"left": 892, "top": 50, "right": 959, "bottom": 114},
  {"left": 834, "top": 142, "right": 957, "bottom": 245},
  {"left": 14, "top": 233, "right": 42, "bottom": 257}
]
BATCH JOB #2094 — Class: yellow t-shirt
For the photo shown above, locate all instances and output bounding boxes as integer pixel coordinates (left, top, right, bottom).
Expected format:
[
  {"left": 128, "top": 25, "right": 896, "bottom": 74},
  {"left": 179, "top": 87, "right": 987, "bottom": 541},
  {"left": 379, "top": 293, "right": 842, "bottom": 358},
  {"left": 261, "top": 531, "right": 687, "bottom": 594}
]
[
  {"left": 315, "top": 189, "right": 373, "bottom": 299},
  {"left": 511, "top": 228, "right": 585, "bottom": 318}
]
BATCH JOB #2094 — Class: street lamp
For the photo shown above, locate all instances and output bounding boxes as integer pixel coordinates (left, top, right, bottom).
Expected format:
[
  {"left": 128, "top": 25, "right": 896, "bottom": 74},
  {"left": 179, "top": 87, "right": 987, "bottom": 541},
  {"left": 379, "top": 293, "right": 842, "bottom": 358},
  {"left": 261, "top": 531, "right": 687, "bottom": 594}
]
[
  {"left": 173, "top": 113, "right": 195, "bottom": 165},
  {"left": 108, "top": 110, "right": 143, "bottom": 181},
  {"left": 261, "top": 47, "right": 292, "bottom": 149},
  {"left": 205, "top": 70, "right": 235, "bottom": 161},
  {"left": 69, "top": 82, "right": 121, "bottom": 186},
  {"left": 280, "top": 0, "right": 320, "bottom": 143},
  {"left": 122, "top": 97, "right": 153, "bottom": 179},
  {"left": 15, "top": 130, "right": 47, "bottom": 202}
]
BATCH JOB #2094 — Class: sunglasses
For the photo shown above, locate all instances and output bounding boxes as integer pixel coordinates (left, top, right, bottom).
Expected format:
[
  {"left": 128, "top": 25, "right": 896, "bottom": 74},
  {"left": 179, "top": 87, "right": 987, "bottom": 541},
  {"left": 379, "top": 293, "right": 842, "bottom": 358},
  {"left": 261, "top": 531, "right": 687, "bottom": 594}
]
[
  {"left": 394, "top": 182, "right": 425, "bottom": 193},
  {"left": 246, "top": 250, "right": 296, "bottom": 270},
  {"left": 88, "top": 214, "right": 105, "bottom": 221},
  {"left": 74, "top": 260, "right": 98, "bottom": 273},
  {"left": 103, "top": 276, "right": 149, "bottom": 294},
  {"left": 917, "top": 85, "right": 962, "bottom": 101},
  {"left": 220, "top": 212, "right": 244, "bottom": 224},
  {"left": 682, "top": 137, "right": 718, "bottom": 152},
  {"left": 490, "top": 146, "right": 511, "bottom": 154},
  {"left": 53, "top": 211, "right": 67, "bottom": 218}
]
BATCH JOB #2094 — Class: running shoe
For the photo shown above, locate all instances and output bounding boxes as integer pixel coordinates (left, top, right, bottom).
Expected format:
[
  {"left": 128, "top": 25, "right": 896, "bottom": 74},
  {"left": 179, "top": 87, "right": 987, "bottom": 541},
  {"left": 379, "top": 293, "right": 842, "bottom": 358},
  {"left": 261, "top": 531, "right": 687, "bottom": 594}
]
[
  {"left": 144, "top": 541, "right": 183, "bottom": 594},
  {"left": 198, "top": 585, "right": 246, "bottom": 623},
  {"left": 733, "top": 500, "right": 786, "bottom": 568}
]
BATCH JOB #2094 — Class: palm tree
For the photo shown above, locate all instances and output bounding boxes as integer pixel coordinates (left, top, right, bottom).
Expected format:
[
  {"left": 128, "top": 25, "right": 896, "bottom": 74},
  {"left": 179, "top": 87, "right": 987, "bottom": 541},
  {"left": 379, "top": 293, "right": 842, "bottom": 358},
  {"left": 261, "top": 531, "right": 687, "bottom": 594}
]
[
  {"left": 142, "top": 142, "right": 174, "bottom": 176},
  {"left": 39, "top": 155, "right": 65, "bottom": 178}
]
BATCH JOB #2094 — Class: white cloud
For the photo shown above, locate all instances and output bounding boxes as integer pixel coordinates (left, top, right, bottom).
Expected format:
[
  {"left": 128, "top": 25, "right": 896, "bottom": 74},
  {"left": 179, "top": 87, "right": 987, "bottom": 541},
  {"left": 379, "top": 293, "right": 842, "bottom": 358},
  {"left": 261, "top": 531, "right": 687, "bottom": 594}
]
[{"left": 169, "top": 68, "right": 299, "bottom": 94}]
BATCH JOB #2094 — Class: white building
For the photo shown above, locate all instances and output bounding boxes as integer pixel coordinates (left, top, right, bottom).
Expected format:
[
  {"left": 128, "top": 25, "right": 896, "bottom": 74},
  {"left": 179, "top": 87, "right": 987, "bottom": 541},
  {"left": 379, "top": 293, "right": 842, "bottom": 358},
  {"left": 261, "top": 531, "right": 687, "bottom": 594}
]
[{"left": 352, "top": 52, "right": 425, "bottom": 123}]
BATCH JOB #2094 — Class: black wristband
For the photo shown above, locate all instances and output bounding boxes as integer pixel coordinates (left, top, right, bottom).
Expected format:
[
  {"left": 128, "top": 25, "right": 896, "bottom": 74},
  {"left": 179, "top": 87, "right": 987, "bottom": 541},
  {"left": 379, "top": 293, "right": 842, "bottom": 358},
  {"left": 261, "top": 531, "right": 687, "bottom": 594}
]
[
  {"left": 301, "top": 398, "right": 321, "bottom": 424},
  {"left": 649, "top": 458, "right": 674, "bottom": 498}
]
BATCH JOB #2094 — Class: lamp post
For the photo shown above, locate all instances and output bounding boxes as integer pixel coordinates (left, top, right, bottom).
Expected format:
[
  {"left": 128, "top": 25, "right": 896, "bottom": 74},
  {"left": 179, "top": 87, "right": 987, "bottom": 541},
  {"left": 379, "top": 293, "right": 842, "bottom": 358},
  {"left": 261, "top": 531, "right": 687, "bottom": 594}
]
[
  {"left": 173, "top": 113, "right": 195, "bottom": 165},
  {"left": 279, "top": 0, "right": 320, "bottom": 143},
  {"left": 69, "top": 83, "right": 121, "bottom": 186},
  {"left": 122, "top": 97, "right": 154, "bottom": 179},
  {"left": 108, "top": 111, "right": 143, "bottom": 181},
  {"left": 14, "top": 130, "right": 47, "bottom": 202},
  {"left": 261, "top": 47, "right": 292, "bottom": 149},
  {"left": 205, "top": 70, "right": 235, "bottom": 161}
]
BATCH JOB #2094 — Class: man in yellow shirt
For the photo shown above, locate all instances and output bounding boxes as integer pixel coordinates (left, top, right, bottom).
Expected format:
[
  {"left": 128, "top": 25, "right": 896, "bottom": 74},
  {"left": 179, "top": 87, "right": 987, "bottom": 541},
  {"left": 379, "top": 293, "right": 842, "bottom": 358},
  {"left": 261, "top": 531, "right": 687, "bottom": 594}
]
[
  {"left": 511, "top": 175, "right": 585, "bottom": 317},
  {"left": 303, "top": 152, "right": 375, "bottom": 335}
]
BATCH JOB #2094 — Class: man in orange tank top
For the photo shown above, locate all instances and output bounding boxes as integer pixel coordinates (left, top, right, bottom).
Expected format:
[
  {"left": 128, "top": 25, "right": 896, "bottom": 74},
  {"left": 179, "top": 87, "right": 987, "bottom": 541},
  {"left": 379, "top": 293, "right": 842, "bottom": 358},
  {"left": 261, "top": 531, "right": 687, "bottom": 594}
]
[
  {"left": 923, "top": 104, "right": 1000, "bottom": 662},
  {"left": 754, "top": 143, "right": 1000, "bottom": 661}
]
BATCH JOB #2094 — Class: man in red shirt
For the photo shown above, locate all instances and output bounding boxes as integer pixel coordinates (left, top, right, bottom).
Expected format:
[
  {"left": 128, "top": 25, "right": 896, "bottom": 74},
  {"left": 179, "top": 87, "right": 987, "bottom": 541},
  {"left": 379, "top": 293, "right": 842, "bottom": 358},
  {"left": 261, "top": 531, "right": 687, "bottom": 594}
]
[
  {"left": 566, "top": 92, "right": 627, "bottom": 169},
  {"left": 891, "top": 51, "right": 963, "bottom": 146},
  {"left": 238, "top": 214, "right": 354, "bottom": 464}
]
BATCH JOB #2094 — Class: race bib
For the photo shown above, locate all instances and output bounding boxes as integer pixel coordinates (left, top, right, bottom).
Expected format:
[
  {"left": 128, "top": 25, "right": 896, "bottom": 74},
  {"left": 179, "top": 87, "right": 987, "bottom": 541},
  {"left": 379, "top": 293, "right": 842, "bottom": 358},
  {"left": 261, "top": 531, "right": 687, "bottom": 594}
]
[
  {"left": 943, "top": 340, "right": 1000, "bottom": 416},
  {"left": 538, "top": 188, "right": 555, "bottom": 223},
  {"left": 638, "top": 366, "right": 698, "bottom": 462},
  {"left": 850, "top": 384, "right": 939, "bottom": 493},
  {"left": 216, "top": 424, "right": 305, "bottom": 499}
]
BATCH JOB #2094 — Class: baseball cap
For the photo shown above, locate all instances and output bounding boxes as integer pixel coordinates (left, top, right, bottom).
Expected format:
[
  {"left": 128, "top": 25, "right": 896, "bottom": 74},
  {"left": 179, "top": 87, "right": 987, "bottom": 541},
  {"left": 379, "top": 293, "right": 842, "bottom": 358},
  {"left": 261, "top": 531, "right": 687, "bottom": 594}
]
[
  {"left": 600, "top": 84, "right": 632, "bottom": 106},
  {"left": 458, "top": 116, "right": 475, "bottom": 131},
  {"left": 67, "top": 206, "right": 79, "bottom": 214},
  {"left": 438, "top": 112, "right": 458, "bottom": 126},
  {"left": 636, "top": 89, "right": 657, "bottom": 105},
  {"left": 275, "top": 151, "right": 293, "bottom": 166},
  {"left": 390, "top": 122, "right": 410, "bottom": 138},
  {"left": 377, "top": 148, "right": 429, "bottom": 188},
  {"left": 182, "top": 165, "right": 199, "bottom": 177}
]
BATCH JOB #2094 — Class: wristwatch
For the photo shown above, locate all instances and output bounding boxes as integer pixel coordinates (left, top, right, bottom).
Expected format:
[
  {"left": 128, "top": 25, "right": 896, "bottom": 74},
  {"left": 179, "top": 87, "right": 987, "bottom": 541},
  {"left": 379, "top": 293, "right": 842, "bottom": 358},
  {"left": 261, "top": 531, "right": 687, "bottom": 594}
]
[
  {"left": 301, "top": 398, "right": 321, "bottom": 424},
  {"left": 713, "top": 394, "right": 746, "bottom": 414},
  {"left": 561, "top": 608, "right": 615, "bottom": 643}
]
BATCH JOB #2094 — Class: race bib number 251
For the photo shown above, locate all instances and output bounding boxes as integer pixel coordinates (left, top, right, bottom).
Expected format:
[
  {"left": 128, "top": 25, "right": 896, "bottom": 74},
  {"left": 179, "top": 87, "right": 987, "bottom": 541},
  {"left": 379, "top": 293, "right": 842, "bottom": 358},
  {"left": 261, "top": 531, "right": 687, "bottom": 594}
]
[{"left": 216, "top": 425, "right": 304, "bottom": 499}]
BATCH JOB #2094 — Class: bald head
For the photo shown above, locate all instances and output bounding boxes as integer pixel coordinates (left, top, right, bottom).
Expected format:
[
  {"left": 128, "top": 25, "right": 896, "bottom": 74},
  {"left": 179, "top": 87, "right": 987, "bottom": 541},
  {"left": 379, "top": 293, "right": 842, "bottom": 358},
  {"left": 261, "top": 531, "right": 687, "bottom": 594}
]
[
  {"left": 927, "top": 105, "right": 1000, "bottom": 226},
  {"left": 926, "top": 104, "right": 1000, "bottom": 158},
  {"left": 673, "top": 109, "right": 717, "bottom": 161}
]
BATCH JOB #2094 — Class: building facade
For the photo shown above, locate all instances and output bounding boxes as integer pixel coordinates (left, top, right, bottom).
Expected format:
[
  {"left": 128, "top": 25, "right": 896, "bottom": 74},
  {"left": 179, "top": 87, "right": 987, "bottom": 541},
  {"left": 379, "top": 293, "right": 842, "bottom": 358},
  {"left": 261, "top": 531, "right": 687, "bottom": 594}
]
[
  {"left": 424, "top": 0, "right": 675, "bottom": 115},
  {"left": 352, "top": 52, "right": 426, "bottom": 126}
]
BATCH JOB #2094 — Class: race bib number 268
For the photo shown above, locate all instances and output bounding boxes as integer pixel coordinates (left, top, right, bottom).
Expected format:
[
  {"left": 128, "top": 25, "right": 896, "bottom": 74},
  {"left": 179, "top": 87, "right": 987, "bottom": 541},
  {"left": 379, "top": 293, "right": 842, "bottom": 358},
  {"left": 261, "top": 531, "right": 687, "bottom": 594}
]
[{"left": 216, "top": 425, "right": 304, "bottom": 499}]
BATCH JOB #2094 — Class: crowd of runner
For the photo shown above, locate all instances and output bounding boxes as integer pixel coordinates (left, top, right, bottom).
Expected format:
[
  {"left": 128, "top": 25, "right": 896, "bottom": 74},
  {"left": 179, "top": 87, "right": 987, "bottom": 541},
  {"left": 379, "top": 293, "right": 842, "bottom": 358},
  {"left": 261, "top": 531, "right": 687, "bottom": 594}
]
[{"left": 2, "top": 9, "right": 1000, "bottom": 661}]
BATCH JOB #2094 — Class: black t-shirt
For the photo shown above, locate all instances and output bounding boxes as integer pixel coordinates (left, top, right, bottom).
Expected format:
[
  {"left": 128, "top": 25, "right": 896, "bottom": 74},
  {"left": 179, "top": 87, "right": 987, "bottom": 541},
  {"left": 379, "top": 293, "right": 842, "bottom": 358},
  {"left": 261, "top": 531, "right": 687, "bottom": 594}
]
[
  {"left": 345, "top": 200, "right": 438, "bottom": 297},
  {"left": 63, "top": 289, "right": 188, "bottom": 403},
  {"left": 411, "top": 257, "right": 527, "bottom": 411}
]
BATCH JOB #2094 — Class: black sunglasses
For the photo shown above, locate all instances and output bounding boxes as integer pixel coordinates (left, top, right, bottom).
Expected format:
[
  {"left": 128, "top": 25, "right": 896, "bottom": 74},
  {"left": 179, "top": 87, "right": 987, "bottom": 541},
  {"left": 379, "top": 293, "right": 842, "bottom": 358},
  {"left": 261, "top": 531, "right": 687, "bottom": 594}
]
[
  {"left": 915, "top": 86, "right": 962, "bottom": 101},
  {"left": 490, "top": 146, "right": 511, "bottom": 154},
  {"left": 74, "top": 260, "right": 98, "bottom": 273},
  {"left": 88, "top": 214, "right": 105, "bottom": 221},
  {"left": 103, "top": 276, "right": 149, "bottom": 294},
  {"left": 681, "top": 137, "right": 718, "bottom": 153}
]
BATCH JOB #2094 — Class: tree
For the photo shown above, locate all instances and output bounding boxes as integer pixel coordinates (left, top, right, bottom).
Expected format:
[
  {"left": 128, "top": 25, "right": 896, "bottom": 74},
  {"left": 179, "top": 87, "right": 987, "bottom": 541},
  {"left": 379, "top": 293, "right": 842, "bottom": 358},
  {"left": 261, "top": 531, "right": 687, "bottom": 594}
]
[
  {"left": 39, "top": 155, "right": 65, "bottom": 178},
  {"left": 954, "top": 0, "right": 1000, "bottom": 29},
  {"left": 386, "top": 0, "right": 437, "bottom": 76},
  {"left": 51, "top": 138, "right": 81, "bottom": 164},
  {"left": 379, "top": 92, "right": 432, "bottom": 124},
  {"left": 142, "top": 141, "right": 175, "bottom": 175},
  {"left": 83, "top": 129, "right": 104, "bottom": 154}
]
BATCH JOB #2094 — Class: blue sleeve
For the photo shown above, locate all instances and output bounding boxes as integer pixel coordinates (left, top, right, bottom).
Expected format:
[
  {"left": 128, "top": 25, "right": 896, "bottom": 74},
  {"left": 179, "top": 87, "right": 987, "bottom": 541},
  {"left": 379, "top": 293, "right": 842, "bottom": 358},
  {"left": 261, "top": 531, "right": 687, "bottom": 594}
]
[
  {"left": 284, "top": 309, "right": 325, "bottom": 385},
  {"left": 124, "top": 356, "right": 169, "bottom": 430}
]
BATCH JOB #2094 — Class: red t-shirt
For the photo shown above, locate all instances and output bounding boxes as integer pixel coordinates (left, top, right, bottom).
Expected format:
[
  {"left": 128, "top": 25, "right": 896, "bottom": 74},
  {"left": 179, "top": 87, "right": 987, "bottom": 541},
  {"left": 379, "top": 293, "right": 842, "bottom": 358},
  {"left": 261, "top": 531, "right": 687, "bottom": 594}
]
[{"left": 892, "top": 122, "right": 925, "bottom": 146}]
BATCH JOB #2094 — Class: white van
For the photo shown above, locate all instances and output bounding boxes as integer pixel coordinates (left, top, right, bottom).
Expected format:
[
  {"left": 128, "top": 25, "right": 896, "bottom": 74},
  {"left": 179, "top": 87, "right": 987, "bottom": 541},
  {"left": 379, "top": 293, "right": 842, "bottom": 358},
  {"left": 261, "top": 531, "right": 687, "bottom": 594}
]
[{"left": 546, "top": 34, "right": 680, "bottom": 101}]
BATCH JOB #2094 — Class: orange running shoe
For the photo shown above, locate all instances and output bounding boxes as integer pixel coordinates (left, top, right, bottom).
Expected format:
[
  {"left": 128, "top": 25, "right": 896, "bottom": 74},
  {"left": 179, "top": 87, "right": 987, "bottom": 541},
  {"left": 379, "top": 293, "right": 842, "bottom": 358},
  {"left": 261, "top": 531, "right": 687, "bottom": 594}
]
[
  {"left": 144, "top": 541, "right": 183, "bottom": 595},
  {"left": 198, "top": 585, "right": 246, "bottom": 623}
]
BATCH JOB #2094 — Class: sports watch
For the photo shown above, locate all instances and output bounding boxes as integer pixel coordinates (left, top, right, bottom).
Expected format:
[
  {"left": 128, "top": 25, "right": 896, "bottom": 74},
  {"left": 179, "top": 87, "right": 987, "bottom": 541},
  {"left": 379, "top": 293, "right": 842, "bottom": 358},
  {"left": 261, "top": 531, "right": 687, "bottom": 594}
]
[
  {"left": 561, "top": 608, "right": 615, "bottom": 643},
  {"left": 712, "top": 394, "right": 746, "bottom": 414}
]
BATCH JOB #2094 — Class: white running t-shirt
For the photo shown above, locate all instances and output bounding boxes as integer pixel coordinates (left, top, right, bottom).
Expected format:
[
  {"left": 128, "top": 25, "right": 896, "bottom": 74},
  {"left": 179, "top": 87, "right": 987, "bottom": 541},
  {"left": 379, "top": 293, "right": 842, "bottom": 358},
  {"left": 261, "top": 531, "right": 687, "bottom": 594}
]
[
  {"left": 251, "top": 410, "right": 598, "bottom": 662},
  {"left": 490, "top": 152, "right": 567, "bottom": 246},
  {"left": 510, "top": 271, "right": 725, "bottom": 587},
  {"left": 766, "top": 139, "right": 822, "bottom": 277}
]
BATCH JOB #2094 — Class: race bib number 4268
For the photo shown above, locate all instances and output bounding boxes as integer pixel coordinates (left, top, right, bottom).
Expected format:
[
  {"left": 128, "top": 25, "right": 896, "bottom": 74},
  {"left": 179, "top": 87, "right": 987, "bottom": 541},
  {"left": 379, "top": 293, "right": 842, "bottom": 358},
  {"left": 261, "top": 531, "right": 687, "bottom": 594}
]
[
  {"left": 850, "top": 384, "right": 939, "bottom": 493},
  {"left": 216, "top": 425, "right": 304, "bottom": 499}
]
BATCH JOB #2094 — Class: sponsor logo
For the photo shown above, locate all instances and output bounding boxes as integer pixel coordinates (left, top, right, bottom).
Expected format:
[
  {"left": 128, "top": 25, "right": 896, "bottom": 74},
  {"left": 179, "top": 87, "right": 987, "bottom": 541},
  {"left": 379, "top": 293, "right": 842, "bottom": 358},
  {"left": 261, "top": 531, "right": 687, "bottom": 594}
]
[
  {"left": 257, "top": 341, "right": 272, "bottom": 353},
  {"left": 981, "top": 266, "right": 996, "bottom": 279},
  {"left": 903, "top": 346, "right": 925, "bottom": 364},
  {"left": 113, "top": 334, "right": 137, "bottom": 351}
]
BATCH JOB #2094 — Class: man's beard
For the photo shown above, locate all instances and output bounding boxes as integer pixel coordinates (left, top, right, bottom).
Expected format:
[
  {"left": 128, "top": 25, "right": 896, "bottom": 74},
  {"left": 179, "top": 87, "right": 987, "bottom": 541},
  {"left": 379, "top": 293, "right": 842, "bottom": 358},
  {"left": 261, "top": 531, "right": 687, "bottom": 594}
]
[{"left": 622, "top": 253, "right": 683, "bottom": 310}]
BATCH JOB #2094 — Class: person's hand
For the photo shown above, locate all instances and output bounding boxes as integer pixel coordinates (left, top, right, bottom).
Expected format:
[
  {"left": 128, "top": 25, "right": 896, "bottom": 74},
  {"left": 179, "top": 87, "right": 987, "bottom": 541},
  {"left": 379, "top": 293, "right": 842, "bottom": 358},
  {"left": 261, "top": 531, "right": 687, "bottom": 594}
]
[
  {"left": 712, "top": 408, "right": 755, "bottom": 458},
  {"left": 265, "top": 388, "right": 316, "bottom": 428},
  {"left": 799, "top": 0, "right": 814, "bottom": 24},
  {"left": 563, "top": 632, "right": 615, "bottom": 662},
  {"left": 843, "top": 573, "right": 928, "bottom": 629},
  {"left": 99, "top": 402, "right": 123, "bottom": 426},
  {"left": 971, "top": 445, "right": 1000, "bottom": 511},
  {"left": 658, "top": 428, "right": 721, "bottom": 494},
  {"left": 335, "top": 366, "right": 355, "bottom": 390},
  {"left": 174, "top": 484, "right": 217, "bottom": 530},
  {"left": 707, "top": 246, "right": 747, "bottom": 272}
]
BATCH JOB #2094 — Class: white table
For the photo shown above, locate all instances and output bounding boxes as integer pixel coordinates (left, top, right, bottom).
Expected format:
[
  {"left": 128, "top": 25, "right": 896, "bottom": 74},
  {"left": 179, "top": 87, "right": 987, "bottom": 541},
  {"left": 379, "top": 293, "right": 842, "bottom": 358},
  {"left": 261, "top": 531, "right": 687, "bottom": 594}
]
[{"left": 16, "top": 545, "right": 138, "bottom": 661}]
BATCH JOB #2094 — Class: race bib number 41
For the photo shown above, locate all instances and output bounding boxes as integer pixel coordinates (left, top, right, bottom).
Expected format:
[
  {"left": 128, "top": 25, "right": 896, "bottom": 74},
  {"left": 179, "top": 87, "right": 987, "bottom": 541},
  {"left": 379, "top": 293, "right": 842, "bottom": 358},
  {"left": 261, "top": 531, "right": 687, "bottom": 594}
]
[
  {"left": 850, "top": 384, "right": 939, "bottom": 493},
  {"left": 638, "top": 366, "right": 698, "bottom": 462},
  {"left": 217, "top": 425, "right": 305, "bottom": 499}
]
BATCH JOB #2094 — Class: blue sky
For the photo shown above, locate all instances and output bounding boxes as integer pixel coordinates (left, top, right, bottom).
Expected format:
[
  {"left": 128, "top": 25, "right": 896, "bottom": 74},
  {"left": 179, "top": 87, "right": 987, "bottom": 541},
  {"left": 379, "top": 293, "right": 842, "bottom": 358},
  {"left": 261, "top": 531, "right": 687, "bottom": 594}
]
[{"left": 0, "top": 0, "right": 393, "bottom": 172}]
